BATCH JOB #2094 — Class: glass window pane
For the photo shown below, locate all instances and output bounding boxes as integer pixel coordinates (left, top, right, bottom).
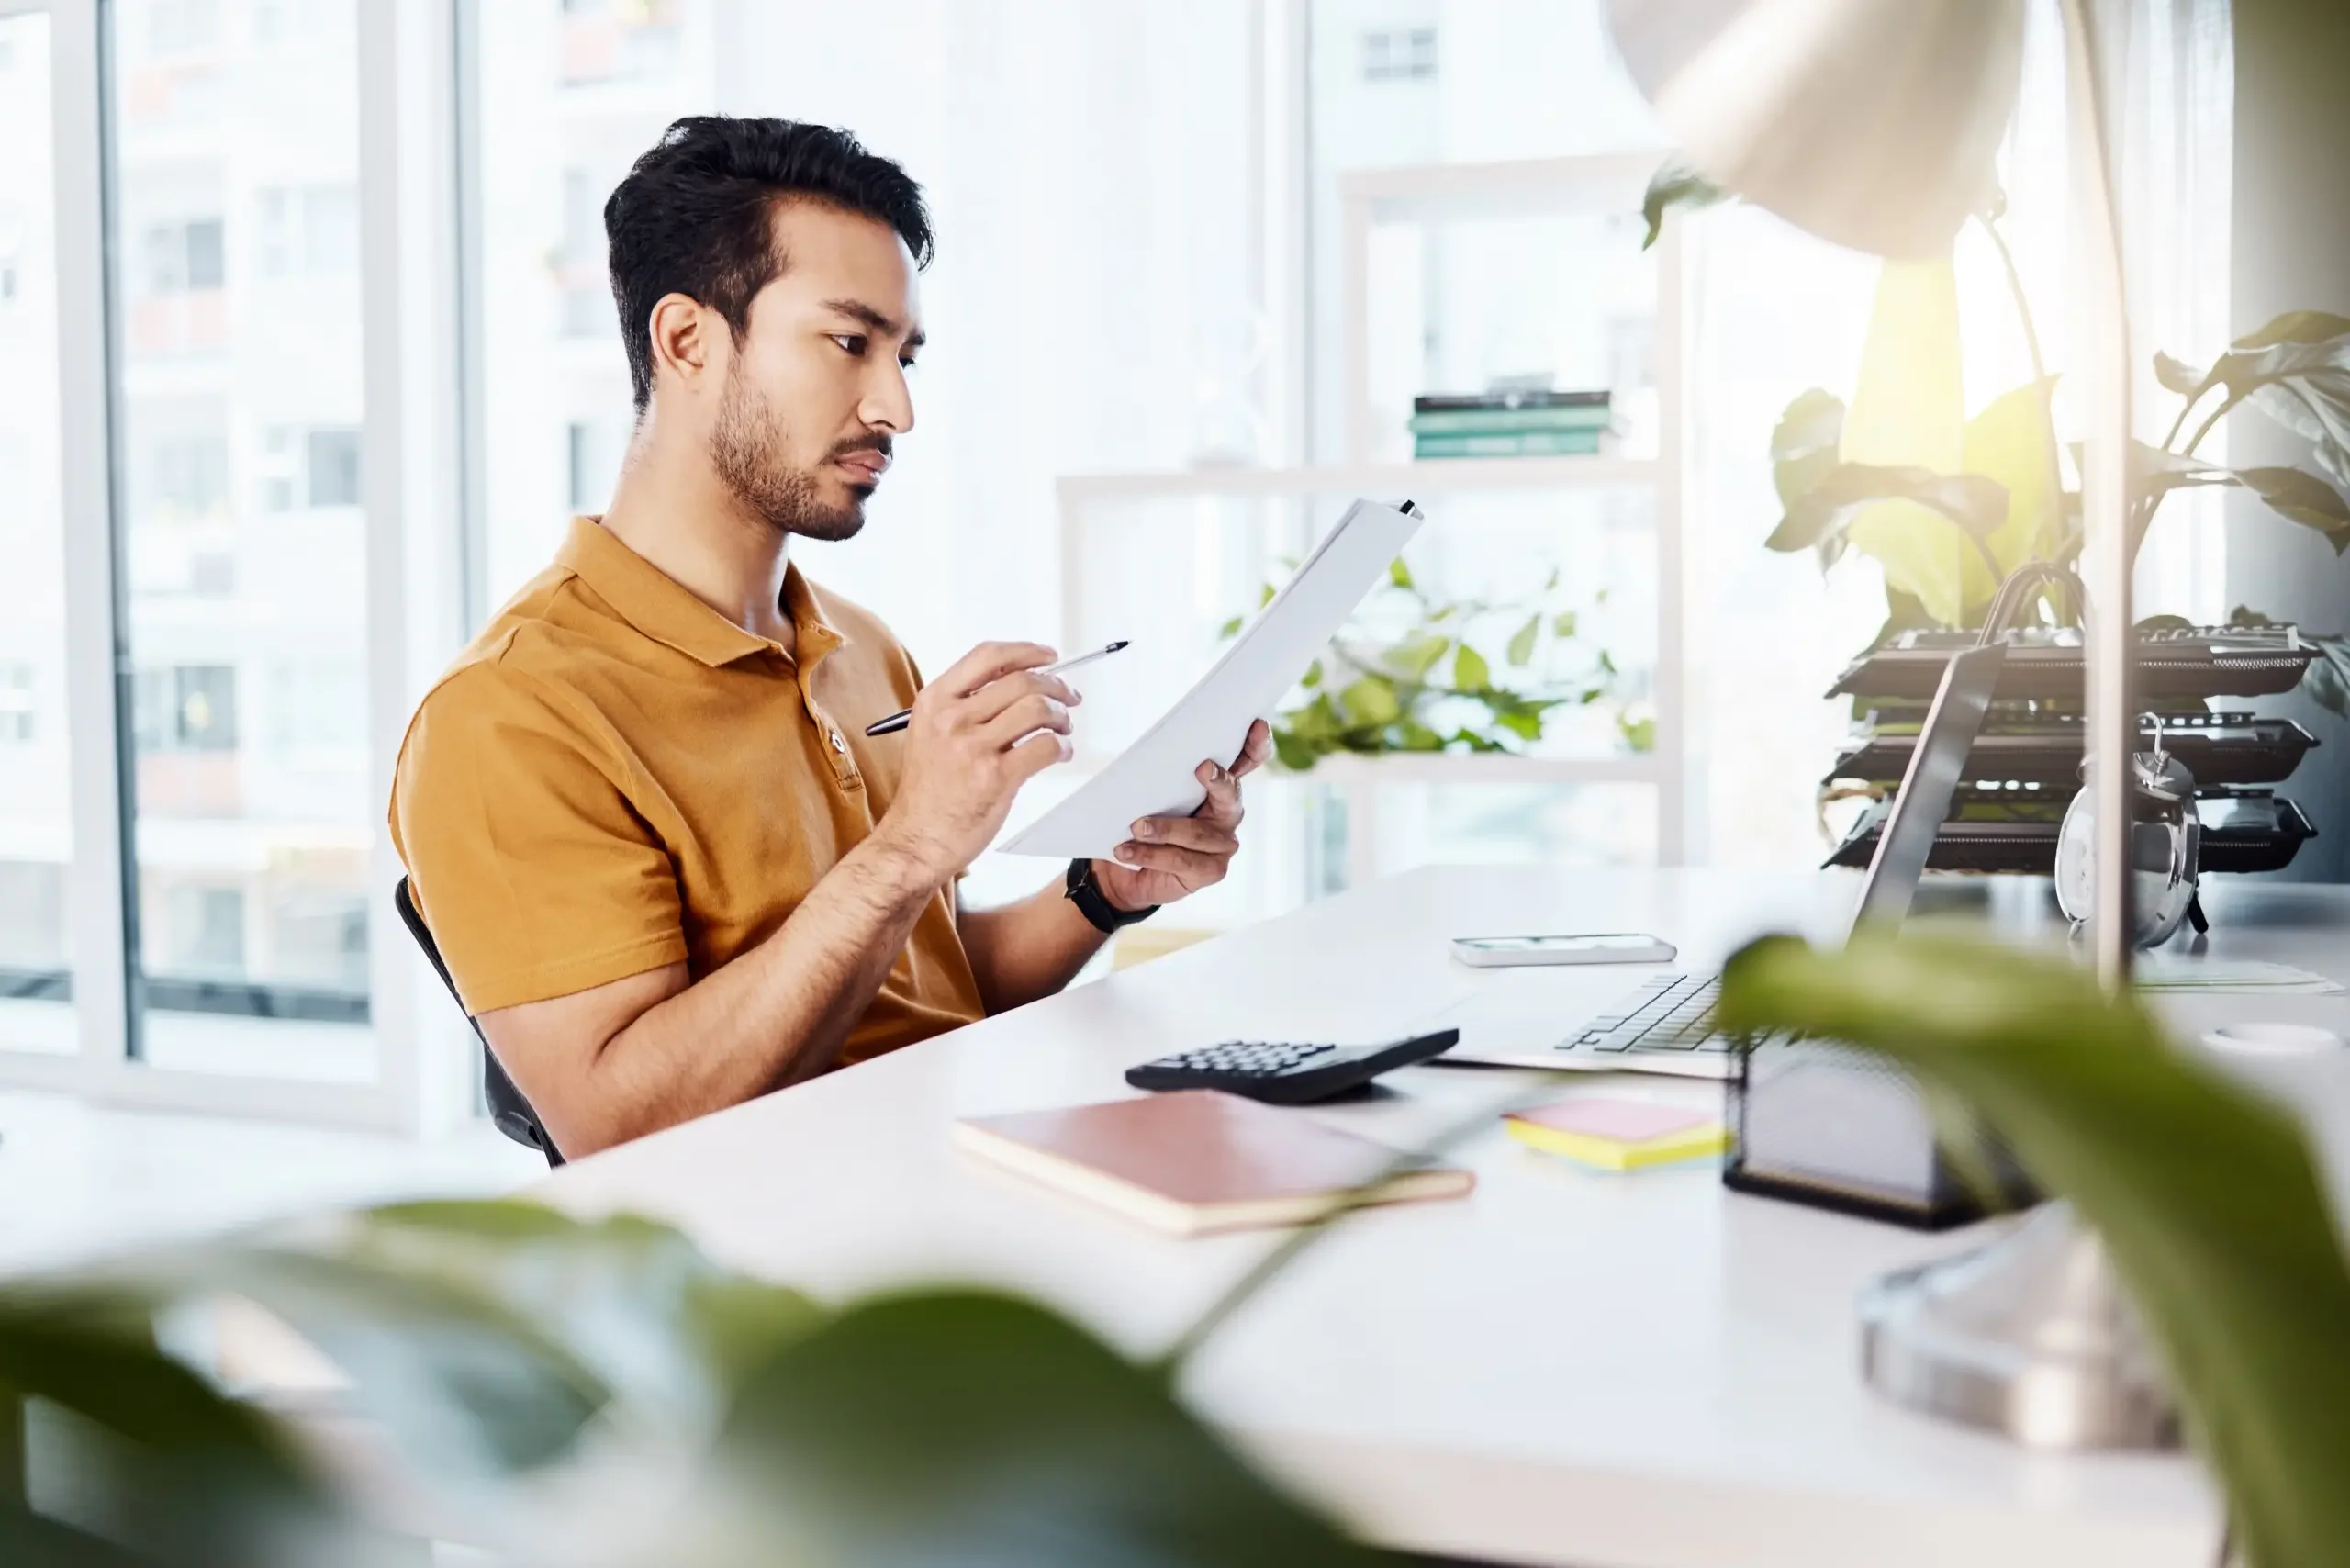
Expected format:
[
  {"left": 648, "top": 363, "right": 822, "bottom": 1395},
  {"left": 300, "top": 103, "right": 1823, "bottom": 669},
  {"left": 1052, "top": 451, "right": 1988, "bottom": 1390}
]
[
  {"left": 0, "top": 11, "right": 75, "bottom": 1055},
  {"left": 476, "top": 1, "right": 710, "bottom": 610},
  {"left": 110, "top": 0, "right": 375, "bottom": 1081}
]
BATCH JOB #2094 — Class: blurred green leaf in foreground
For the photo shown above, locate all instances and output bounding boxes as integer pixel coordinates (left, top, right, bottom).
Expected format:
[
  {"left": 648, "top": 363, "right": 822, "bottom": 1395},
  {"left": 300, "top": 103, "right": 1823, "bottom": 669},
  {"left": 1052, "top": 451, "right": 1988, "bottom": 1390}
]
[{"left": 1718, "top": 933, "right": 2350, "bottom": 1568}]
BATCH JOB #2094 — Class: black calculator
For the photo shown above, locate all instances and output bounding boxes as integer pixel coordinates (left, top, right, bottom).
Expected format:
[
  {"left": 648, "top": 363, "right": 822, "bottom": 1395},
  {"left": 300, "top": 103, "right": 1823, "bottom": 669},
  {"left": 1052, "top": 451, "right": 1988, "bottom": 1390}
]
[{"left": 1124, "top": 1029, "right": 1460, "bottom": 1106}]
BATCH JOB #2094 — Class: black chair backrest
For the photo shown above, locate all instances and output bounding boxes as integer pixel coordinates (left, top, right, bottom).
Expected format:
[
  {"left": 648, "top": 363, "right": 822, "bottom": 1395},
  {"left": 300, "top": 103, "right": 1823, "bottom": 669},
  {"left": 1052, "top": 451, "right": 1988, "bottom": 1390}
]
[{"left": 393, "top": 877, "right": 564, "bottom": 1167}]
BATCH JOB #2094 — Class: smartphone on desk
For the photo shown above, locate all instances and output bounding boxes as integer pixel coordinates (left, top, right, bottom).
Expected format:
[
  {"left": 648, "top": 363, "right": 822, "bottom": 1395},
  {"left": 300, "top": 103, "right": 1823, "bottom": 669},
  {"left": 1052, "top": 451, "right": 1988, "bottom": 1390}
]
[{"left": 1449, "top": 933, "right": 1677, "bottom": 968}]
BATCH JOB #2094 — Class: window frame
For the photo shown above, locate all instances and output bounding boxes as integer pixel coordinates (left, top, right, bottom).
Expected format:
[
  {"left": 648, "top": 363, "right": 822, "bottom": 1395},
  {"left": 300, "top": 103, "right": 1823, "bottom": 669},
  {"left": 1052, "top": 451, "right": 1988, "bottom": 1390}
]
[{"left": 0, "top": 0, "right": 476, "bottom": 1135}]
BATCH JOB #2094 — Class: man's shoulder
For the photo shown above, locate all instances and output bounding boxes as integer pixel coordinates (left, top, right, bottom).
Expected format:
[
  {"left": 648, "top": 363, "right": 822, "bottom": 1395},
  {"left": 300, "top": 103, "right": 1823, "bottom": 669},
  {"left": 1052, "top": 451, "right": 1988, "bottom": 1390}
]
[{"left": 401, "top": 569, "right": 621, "bottom": 757}]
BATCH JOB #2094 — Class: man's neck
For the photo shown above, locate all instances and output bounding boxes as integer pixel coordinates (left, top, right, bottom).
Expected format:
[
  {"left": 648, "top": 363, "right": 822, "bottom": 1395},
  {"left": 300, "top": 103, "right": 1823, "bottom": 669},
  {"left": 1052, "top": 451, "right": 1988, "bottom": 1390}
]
[{"left": 599, "top": 418, "right": 796, "bottom": 657}]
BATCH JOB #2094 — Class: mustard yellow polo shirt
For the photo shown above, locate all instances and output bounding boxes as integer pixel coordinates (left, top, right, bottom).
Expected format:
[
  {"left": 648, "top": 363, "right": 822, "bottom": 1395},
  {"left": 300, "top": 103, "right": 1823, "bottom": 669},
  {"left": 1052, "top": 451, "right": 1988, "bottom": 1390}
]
[{"left": 389, "top": 515, "right": 984, "bottom": 1066}]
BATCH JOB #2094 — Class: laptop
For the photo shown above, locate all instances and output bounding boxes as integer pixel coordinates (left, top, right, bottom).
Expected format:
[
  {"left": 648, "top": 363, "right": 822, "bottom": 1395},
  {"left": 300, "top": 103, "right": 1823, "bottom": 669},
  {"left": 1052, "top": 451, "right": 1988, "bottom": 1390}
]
[{"left": 1426, "top": 642, "right": 2006, "bottom": 1080}]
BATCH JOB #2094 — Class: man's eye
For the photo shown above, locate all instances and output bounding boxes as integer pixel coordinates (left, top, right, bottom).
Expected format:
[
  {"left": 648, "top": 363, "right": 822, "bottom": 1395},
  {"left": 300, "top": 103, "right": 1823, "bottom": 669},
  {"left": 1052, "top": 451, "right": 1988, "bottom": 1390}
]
[
  {"left": 899, "top": 356, "right": 920, "bottom": 371},
  {"left": 831, "top": 334, "right": 867, "bottom": 356}
]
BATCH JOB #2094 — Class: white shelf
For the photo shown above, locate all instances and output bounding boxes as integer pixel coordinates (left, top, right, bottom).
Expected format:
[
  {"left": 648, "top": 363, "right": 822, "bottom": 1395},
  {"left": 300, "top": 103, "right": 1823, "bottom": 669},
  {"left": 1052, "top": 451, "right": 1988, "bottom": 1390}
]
[
  {"left": 1054, "top": 151, "right": 1694, "bottom": 881},
  {"left": 1062, "top": 750, "right": 1665, "bottom": 787},
  {"left": 1056, "top": 456, "right": 1659, "bottom": 507},
  {"left": 1300, "top": 752, "right": 1666, "bottom": 787}
]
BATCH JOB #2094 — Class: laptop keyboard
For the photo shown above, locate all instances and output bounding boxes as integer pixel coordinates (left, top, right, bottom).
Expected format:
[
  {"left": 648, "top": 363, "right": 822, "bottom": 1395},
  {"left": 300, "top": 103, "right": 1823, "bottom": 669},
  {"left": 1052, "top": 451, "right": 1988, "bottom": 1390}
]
[{"left": 1563, "top": 973, "right": 1740, "bottom": 1055}]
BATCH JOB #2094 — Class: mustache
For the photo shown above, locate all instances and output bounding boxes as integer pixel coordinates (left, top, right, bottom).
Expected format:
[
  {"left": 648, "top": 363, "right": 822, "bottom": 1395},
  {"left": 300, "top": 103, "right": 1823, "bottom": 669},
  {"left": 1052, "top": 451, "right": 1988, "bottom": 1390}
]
[{"left": 828, "top": 433, "right": 893, "bottom": 462}]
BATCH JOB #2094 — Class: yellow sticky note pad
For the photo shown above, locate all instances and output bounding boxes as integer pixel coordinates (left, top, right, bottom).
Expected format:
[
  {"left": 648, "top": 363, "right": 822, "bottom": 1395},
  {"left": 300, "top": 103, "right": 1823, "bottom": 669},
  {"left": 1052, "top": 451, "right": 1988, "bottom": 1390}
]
[{"left": 1504, "top": 1097, "right": 1729, "bottom": 1172}]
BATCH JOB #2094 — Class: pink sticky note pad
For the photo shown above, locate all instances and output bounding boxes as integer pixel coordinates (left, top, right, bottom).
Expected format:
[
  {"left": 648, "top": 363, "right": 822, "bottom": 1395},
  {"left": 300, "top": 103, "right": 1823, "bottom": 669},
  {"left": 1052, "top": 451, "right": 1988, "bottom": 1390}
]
[{"left": 1514, "top": 1097, "right": 1716, "bottom": 1144}]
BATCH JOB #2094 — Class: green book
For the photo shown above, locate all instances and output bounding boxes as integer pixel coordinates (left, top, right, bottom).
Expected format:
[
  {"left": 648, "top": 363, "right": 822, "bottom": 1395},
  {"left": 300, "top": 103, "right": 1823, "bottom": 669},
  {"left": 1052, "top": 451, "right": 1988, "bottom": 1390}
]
[
  {"left": 1407, "top": 406, "right": 1613, "bottom": 436},
  {"left": 1413, "top": 429, "right": 1606, "bottom": 459}
]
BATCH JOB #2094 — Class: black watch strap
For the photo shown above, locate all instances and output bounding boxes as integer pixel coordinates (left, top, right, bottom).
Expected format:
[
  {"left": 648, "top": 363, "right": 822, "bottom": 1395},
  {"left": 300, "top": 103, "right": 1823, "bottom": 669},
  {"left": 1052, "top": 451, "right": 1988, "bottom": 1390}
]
[{"left": 1065, "top": 857, "right": 1157, "bottom": 935}]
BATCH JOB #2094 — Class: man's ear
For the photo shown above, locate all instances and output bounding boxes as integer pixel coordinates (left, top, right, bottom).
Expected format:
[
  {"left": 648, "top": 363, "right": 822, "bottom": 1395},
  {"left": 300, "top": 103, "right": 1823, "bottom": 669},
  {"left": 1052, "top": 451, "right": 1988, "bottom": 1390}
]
[{"left": 647, "top": 292, "right": 719, "bottom": 397}]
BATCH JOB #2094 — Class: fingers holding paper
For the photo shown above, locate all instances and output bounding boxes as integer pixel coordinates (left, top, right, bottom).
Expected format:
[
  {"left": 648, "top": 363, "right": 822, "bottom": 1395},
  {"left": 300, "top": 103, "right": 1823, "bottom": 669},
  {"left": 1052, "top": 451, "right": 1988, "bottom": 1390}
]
[{"left": 1093, "top": 721, "right": 1271, "bottom": 907}]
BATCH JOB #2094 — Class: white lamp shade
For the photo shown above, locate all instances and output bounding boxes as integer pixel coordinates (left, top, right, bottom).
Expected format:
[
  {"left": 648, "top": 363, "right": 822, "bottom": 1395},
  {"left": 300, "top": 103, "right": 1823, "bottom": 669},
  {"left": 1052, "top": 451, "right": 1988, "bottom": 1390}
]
[{"left": 1607, "top": 0, "right": 2027, "bottom": 258}]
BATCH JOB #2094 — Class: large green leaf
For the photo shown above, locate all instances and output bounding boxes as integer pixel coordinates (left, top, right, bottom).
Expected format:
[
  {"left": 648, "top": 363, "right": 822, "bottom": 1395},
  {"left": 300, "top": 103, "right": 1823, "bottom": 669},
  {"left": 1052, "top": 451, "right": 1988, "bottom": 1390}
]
[
  {"left": 1452, "top": 643, "right": 1491, "bottom": 693},
  {"left": 1640, "top": 159, "right": 1727, "bottom": 250},
  {"left": 6, "top": 1203, "right": 825, "bottom": 1507},
  {"left": 2300, "top": 635, "right": 2350, "bottom": 721},
  {"left": 1717, "top": 935, "right": 2350, "bottom": 1568},
  {"left": 2127, "top": 442, "right": 2350, "bottom": 556},
  {"left": 692, "top": 1290, "right": 1379, "bottom": 1567},
  {"left": 1961, "top": 377, "right": 2061, "bottom": 601},
  {"left": 1769, "top": 387, "right": 1845, "bottom": 514},
  {"left": 1841, "top": 258, "right": 1970, "bottom": 626},
  {"left": 1380, "top": 631, "right": 1450, "bottom": 681},
  {"left": 2154, "top": 351, "right": 2205, "bottom": 397},
  {"left": 1505, "top": 613, "right": 1540, "bottom": 667},
  {"left": 2234, "top": 310, "right": 2350, "bottom": 351},
  {"left": 2183, "top": 315, "right": 2350, "bottom": 483},
  {"left": 0, "top": 1303, "right": 354, "bottom": 1567},
  {"left": 1768, "top": 463, "right": 2009, "bottom": 567},
  {"left": 1337, "top": 676, "right": 1401, "bottom": 727}
]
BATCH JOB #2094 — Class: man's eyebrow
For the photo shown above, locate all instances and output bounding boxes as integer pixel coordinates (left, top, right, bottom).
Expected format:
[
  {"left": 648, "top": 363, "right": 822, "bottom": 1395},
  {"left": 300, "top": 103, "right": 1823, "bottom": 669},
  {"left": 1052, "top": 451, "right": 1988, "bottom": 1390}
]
[{"left": 822, "top": 297, "right": 923, "bottom": 349}]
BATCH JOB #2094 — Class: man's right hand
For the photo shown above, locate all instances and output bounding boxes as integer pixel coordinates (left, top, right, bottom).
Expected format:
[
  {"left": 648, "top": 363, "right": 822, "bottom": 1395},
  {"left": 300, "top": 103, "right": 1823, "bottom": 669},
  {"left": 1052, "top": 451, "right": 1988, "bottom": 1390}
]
[{"left": 875, "top": 642, "right": 1077, "bottom": 882}]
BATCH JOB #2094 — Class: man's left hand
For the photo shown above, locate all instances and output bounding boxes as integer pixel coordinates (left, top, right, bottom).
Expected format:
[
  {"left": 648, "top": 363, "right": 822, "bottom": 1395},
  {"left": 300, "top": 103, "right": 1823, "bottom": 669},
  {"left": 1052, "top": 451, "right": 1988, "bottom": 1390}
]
[{"left": 1092, "top": 719, "right": 1272, "bottom": 911}]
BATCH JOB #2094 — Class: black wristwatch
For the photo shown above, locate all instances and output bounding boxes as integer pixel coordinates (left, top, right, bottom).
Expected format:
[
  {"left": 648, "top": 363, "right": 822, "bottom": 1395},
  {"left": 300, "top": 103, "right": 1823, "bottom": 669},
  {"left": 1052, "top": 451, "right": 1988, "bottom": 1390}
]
[{"left": 1065, "top": 857, "right": 1157, "bottom": 935}]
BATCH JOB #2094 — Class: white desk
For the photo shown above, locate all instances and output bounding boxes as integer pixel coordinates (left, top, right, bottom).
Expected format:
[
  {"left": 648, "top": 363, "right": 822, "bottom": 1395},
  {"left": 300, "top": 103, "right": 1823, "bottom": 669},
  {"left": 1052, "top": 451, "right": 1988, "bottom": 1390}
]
[{"left": 536, "top": 866, "right": 2350, "bottom": 1568}]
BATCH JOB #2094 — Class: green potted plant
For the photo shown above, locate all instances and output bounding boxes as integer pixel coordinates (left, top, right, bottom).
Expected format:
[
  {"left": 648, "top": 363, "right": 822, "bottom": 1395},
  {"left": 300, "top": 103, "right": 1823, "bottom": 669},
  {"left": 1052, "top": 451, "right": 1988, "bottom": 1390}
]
[
  {"left": 1224, "top": 557, "right": 1651, "bottom": 773},
  {"left": 1648, "top": 169, "right": 2350, "bottom": 703}
]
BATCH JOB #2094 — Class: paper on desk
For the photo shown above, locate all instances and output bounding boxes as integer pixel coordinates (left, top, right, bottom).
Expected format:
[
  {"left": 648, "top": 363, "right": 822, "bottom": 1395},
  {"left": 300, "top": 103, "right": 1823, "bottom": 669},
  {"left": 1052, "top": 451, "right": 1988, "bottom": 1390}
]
[
  {"left": 2130, "top": 955, "right": 2344, "bottom": 994},
  {"left": 999, "top": 498, "right": 1424, "bottom": 858}
]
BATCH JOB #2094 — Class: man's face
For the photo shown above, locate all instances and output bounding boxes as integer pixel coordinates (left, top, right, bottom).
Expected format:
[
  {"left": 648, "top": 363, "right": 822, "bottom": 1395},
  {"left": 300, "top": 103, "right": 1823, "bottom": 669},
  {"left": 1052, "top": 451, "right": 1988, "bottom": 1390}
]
[{"left": 707, "top": 201, "right": 923, "bottom": 543}]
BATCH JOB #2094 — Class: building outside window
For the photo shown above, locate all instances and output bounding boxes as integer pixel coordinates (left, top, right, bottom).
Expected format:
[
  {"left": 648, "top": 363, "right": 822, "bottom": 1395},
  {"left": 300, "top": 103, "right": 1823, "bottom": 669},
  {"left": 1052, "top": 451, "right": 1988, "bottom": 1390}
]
[{"left": 134, "top": 665, "right": 239, "bottom": 754}]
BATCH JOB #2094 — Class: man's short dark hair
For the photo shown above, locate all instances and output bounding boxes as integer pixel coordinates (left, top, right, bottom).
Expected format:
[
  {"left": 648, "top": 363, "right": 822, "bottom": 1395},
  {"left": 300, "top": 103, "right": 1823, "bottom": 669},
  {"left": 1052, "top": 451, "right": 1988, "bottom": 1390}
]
[{"left": 603, "top": 116, "right": 934, "bottom": 413}]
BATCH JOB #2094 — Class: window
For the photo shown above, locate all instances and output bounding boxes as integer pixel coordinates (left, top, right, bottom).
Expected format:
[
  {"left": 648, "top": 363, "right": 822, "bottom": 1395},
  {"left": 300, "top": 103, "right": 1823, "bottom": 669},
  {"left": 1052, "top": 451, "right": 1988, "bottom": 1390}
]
[
  {"left": 162, "top": 883, "right": 245, "bottom": 976},
  {"left": 0, "top": 665, "right": 32, "bottom": 743},
  {"left": 147, "top": 0, "right": 223, "bottom": 59},
  {"left": 257, "top": 425, "right": 362, "bottom": 510},
  {"left": 141, "top": 217, "right": 225, "bottom": 295},
  {"left": 0, "top": 207, "right": 20, "bottom": 303},
  {"left": 111, "top": 0, "right": 376, "bottom": 1059},
  {"left": 133, "top": 665, "right": 239, "bottom": 753},
  {"left": 269, "top": 659, "right": 364, "bottom": 752},
  {"left": 140, "top": 428, "right": 230, "bottom": 521},
  {"left": 307, "top": 427, "right": 361, "bottom": 507},
  {"left": 566, "top": 420, "right": 625, "bottom": 511},
  {"left": 0, "top": 862, "right": 66, "bottom": 974},
  {"left": 558, "top": 168, "right": 613, "bottom": 338},
  {"left": 560, "top": 0, "right": 686, "bottom": 86},
  {"left": 255, "top": 185, "right": 357, "bottom": 277},
  {"left": 1361, "top": 27, "right": 1438, "bottom": 82}
]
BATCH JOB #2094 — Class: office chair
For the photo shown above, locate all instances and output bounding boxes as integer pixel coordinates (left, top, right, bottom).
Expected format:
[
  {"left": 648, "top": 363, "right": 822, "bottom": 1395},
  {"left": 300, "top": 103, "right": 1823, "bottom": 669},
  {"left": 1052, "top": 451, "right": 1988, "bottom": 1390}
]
[{"left": 393, "top": 877, "right": 565, "bottom": 1167}]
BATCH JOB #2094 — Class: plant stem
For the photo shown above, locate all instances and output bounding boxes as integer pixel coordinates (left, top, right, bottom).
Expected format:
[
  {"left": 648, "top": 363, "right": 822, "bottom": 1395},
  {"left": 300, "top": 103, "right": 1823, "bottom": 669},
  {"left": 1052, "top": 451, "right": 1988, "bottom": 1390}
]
[
  {"left": 1979, "top": 212, "right": 2052, "bottom": 390},
  {"left": 1976, "top": 212, "right": 2068, "bottom": 588},
  {"left": 2132, "top": 391, "right": 2241, "bottom": 564},
  {"left": 2180, "top": 391, "right": 2240, "bottom": 459}
]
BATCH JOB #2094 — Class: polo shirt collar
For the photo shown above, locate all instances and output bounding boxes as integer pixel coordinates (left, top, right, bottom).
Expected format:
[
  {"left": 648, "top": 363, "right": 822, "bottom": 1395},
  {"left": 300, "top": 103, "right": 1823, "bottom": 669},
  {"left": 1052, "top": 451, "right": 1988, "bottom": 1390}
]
[{"left": 560, "top": 515, "right": 843, "bottom": 668}]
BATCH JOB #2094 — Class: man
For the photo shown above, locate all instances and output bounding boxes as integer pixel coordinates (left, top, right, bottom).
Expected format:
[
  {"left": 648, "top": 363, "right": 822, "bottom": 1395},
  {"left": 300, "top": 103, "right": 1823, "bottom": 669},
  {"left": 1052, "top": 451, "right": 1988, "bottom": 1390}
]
[{"left": 391, "top": 118, "right": 1268, "bottom": 1158}]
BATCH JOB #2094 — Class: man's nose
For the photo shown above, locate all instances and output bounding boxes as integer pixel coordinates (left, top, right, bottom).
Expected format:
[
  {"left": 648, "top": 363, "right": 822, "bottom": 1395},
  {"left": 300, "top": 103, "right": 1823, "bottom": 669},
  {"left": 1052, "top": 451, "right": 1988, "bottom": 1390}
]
[{"left": 861, "top": 361, "right": 914, "bottom": 435}]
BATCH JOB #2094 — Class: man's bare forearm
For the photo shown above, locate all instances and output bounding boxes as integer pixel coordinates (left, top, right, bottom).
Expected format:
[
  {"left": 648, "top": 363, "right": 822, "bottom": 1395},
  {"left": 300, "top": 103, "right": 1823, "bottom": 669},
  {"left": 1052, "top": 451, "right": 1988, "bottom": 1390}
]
[
  {"left": 959, "top": 868, "right": 1113, "bottom": 1013},
  {"left": 587, "top": 834, "right": 942, "bottom": 1144}
]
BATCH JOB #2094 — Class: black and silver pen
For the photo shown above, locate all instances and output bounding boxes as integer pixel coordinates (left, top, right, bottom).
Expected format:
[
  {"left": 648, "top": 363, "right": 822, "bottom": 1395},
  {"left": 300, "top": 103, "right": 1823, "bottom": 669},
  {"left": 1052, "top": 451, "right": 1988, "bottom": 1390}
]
[{"left": 864, "top": 640, "right": 1130, "bottom": 737}]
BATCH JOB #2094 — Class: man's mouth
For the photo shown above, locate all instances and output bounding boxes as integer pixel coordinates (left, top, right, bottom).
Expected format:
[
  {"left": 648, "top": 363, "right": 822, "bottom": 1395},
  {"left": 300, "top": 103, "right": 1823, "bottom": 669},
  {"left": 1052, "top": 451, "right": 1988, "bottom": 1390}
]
[{"left": 833, "top": 447, "right": 890, "bottom": 484}]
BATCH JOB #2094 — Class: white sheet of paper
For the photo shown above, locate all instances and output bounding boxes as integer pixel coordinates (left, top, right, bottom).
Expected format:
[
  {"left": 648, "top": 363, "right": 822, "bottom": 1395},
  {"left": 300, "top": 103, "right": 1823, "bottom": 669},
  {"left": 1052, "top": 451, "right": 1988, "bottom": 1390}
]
[{"left": 999, "top": 498, "right": 1424, "bottom": 858}]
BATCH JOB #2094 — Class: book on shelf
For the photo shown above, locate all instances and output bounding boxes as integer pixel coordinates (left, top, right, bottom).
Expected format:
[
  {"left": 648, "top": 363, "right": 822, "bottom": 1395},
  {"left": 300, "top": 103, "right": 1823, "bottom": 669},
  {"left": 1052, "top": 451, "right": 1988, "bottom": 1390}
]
[
  {"left": 1412, "top": 388, "right": 1610, "bottom": 413},
  {"left": 1413, "top": 428, "right": 1606, "bottom": 460},
  {"left": 1407, "top": 405, "right": 1613, "bottom": 436}
]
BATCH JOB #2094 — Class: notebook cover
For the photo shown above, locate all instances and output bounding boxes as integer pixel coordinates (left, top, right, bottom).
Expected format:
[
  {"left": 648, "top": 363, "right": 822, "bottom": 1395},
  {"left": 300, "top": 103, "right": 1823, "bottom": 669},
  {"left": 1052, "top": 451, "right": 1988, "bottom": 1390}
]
[{"left": 955, "top": 1090, "right": 1473, "bottom": 1237}]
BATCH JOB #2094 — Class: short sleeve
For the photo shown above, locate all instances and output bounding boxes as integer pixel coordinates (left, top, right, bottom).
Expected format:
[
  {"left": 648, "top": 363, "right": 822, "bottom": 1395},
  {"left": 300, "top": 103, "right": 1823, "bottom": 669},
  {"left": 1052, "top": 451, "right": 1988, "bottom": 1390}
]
[{"left": 389, "top": 664, "right": 687, "bottom": 1014}]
